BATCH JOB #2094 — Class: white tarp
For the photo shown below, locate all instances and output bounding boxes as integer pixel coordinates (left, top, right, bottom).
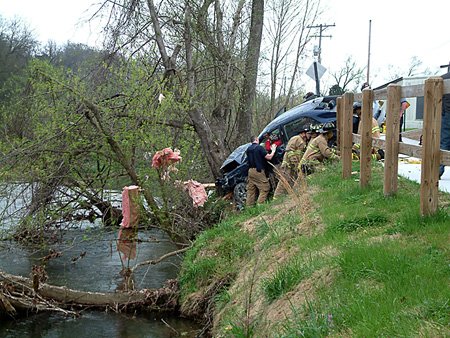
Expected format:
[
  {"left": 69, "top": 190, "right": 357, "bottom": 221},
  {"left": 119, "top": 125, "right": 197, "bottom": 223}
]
[{"left": 382, "top": 136, "right": 450, "bottom": 193}]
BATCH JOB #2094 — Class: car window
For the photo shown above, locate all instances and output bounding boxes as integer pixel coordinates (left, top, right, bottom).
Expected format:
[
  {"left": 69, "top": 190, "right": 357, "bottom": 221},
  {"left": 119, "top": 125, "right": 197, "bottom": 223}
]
[{"left": 283, "top": 117, "right": 317, "bottom": 140}]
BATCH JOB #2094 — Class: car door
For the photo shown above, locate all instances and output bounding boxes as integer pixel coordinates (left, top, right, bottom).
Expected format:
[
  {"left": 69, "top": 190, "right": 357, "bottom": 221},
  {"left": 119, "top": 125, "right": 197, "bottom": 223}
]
[{"left": 282, "top": 117, "right": 319, "bottom": 140}]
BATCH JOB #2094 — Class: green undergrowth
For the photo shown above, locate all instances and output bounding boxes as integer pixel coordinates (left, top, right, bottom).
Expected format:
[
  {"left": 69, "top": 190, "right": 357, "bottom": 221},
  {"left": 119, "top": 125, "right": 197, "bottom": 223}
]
[
  {"left": 262, "top": 253, "right": 330, "bottom": 302},
  {"left": 179, "top": 162, "right": 450, "bottom": 337},
  {"left": 179, "top": 205, "right": 266, "bottom": 299}
]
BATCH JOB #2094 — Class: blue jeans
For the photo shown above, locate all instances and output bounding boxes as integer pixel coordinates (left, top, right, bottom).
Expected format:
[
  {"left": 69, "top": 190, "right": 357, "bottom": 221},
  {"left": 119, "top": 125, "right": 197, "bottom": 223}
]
[{"left": 440, "top": 110, "right": 450, "bottom": 177}]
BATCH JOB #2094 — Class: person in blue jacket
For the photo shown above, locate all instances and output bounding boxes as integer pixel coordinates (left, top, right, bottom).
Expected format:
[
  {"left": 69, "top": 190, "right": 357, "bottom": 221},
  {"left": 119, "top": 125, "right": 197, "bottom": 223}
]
[{"left": 439, "top": 72, "right": 450, "bottom": 179}]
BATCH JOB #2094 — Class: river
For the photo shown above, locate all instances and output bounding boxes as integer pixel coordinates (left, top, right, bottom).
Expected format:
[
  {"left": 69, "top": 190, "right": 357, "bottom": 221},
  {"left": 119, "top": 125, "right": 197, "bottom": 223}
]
[{"left": 0, "top": 226, "right": 201, "bottom": 337}]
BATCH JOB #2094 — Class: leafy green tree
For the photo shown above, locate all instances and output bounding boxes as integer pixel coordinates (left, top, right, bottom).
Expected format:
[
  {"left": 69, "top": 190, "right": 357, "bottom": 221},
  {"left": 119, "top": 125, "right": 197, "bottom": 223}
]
[{"left": 0, "top": 54, "right": 211, "bottom": 241}]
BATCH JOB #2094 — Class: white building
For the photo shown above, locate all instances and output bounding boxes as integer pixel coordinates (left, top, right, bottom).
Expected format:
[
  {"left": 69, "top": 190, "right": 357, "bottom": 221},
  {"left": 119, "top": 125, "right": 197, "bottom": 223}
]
[{"left": 373, "top": 76, "right": 428, "bottom": 130}]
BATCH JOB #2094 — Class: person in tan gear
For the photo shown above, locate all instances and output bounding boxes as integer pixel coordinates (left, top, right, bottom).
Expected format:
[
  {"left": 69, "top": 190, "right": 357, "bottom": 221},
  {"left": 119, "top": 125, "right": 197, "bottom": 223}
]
[
  {"left": 245, "top": 136, "right": 277, "bottom": 206},
  {"left": 300, "top": 123, "right": 340, "bottom": 175},
  {"left": 352, "top": 102, "right": 384, "bottom": 161},
  {"left": 353, "top": 102, "right": 381, "bottom": 138},
  {"left": 273, "top": 126, "right": 311, "bottom": 197}
]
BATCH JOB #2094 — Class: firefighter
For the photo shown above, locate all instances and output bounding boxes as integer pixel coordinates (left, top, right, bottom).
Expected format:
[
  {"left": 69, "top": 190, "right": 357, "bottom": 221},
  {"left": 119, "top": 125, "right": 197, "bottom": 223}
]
[
  {"left": 273, "top": 126, "right": 311, "bottom": 197},
  {"left": 353, "top": 102, "right": 381, "bottom": 138},
  {"left": 300, "top": 122, "right": 340, "bottom": 175},
  {"left": 352, "top": 102, "right": 384, "bottom": 161},
  {"left": 246, "top": 136, "right": 277, "bottom": 206}
]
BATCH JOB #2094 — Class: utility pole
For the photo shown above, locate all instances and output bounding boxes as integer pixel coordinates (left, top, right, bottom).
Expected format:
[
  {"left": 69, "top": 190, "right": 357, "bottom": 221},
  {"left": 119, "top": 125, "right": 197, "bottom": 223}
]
[{"left": 308, "top": 23, "right": 335, "bottom": 64}]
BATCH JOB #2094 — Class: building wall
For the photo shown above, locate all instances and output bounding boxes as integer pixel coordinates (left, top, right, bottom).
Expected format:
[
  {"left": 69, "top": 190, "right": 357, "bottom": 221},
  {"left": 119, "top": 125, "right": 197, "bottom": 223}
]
[{"left": 399, "top": 77, "right": 427, "bottom": 130}]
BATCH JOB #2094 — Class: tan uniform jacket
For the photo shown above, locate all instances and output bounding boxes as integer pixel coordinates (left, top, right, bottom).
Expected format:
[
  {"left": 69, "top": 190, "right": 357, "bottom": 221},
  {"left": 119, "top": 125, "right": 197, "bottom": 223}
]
[
  {"left": 301, "top": 134, "right": 338, "bottom": 163},
  {"left": 282, "top": 135, "right": 307, "bottom": 167},
  {"left": 285, "top": 135, "right": 307, "bottom": 152},
  {"left": 357, "top": 118, "right": 381, "bottom": 138}
]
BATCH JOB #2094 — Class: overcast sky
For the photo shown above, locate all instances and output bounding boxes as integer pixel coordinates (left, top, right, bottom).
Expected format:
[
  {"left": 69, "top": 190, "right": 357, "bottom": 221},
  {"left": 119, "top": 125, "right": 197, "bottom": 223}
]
[
  {"left": 319, "top": 0, "right": 450, "bottom": 83},
  {"left": 1, "top": 0, "right": 449, "bottom": 87},
  {"left": 0, "top": 0, "right": 102, "bottom": 46}
]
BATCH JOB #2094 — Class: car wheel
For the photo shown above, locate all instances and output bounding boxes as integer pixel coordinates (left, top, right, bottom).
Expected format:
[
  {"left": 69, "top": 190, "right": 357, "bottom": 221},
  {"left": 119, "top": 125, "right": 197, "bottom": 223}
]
[{"left": 233, "top": 182, "right": 247, "bottom": 211}]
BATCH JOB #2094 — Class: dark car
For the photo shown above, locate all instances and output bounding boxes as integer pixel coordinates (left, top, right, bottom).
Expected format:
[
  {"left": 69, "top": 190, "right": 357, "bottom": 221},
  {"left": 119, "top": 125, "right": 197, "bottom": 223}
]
[{"left": 216, "top": 95, "right": 339, "bottom": 209}]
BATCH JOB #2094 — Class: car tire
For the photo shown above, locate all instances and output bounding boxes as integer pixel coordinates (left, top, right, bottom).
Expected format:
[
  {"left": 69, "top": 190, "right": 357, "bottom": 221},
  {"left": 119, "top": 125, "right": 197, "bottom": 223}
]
[{"left": 233, "top": 182, "right": 247, "bottom": 211}]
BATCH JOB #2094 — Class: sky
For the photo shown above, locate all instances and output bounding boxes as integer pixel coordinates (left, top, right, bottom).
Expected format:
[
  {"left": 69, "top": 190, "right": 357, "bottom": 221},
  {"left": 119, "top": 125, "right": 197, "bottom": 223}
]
[
  {"left": 0, "top": 0, "right": 102, "bottom": 47},
  {"left": 0, "top": 0, "right": 449, "bottom": 88},
  {"left": 318, "top": 0, "right": 450, "bottom": 85}
]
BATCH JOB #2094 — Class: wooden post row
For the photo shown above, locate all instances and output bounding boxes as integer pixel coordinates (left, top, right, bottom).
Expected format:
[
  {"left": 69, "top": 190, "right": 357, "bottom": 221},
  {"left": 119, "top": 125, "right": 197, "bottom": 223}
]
[
  {"left": 384, "top": 85, "right": 401, "bottom": 196},
  {"left": 420, "top": 77, "right": 443, "bottom": 216},
  {"left": 342, "top": 92, "right": 354, "bottom": 179},
  {"left": 360, "top": 89, "right": 374, "bottom": 188}
]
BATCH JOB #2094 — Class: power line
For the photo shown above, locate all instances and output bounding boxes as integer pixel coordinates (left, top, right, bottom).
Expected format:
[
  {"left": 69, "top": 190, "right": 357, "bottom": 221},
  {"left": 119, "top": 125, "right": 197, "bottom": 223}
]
[{"left": 307, "top": 23, "right": 336, "bottom": 64}]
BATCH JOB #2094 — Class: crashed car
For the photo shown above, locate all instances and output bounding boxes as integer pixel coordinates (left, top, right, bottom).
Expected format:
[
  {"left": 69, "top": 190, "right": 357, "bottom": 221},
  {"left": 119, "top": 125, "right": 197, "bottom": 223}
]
[{"left": 216, "top": 95, "right": 339, "bottom": 209}]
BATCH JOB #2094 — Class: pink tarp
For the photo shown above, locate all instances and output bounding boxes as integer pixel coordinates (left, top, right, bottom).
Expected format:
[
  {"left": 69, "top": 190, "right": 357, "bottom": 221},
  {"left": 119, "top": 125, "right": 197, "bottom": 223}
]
[
  {"left": 151, "top": 148, "right": 182, "bottom": 169},
  {"left": 183, "top": 180, "right": 208, "bottom": 207},
  {"left": 121, "top": 185, "right": 140, "bottom": 228}
]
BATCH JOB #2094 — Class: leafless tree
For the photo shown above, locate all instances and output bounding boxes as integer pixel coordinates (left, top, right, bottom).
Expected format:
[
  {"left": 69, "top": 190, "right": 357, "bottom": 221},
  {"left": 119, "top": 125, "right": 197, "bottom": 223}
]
[
  {"left": 385, "top": 56, "right": 434, "bottom": 82},
  {"left": 0, "top": 16, "right": 37, "bottom": 85},
  {"left": 88, "top": 0, "right": 270, "bottom": 176},
  {"left": 330, "top": 56, "right": 365, "bottom": 93},
  {"left": 236, "top": 0, "right": 264, "bottom": 144},
  {"left": 259, "top": 0, "right": 321, "bottom": 123},
  {"left": 265, "top": 0, "right": 296, "bottom": 117}
]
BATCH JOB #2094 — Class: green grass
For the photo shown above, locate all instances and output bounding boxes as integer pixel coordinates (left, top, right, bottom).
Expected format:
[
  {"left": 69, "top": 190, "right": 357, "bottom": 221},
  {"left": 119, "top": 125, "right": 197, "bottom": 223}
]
[
  {"left": 332, "top": 213, "right": 388, "bottom": 232},
  {"left": 179, "top": 212, "right": 255, "bottom": 299},
  {"left": 255, "top": 208, "right": 303, "bottom": 250},
  {"left": 180, "top": 161, "right": 450, "bottom": 337},
  {"left": 322, "top": 240, "right": 450, "bottom": 336},
  {"left": 276, "top": 300, "right": 333, "bottom": 338},
  {"left": 290, "top": 162, "right": 450, "bottom": 336},
  {"left": 262, "top": 252, "right": 331, "bottom": 302},
  {"left": 278, "top": 163, "right": 447, "bottom": 336},
  {"left": 262, "top": 256, "right": 314, "bottom": 301}
]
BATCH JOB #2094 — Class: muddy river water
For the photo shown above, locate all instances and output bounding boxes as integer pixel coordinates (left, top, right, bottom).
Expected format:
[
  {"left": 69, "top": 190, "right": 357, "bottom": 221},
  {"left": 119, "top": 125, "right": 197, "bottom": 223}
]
[{"left": 0, "top": 227, "right": 200, "bottom": 337}]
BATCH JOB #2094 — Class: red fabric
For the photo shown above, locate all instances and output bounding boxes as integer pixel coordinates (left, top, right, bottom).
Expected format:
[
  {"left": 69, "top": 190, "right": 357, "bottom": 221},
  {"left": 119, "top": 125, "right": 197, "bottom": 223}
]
[
  {"left": 151, "top": 148, "right": 182, "bottom": 169},
  {"left": 265, "top": 139, "right": 282, "bottom": 152},
  {"left": 120, "top": 185, "right": 140, "bottom": 228},
  {"left": 183, "top": 180, "right": 208, "bottom": 207},
  {"left": 121, "top": 188, "right": 130, "bottom": 228}
]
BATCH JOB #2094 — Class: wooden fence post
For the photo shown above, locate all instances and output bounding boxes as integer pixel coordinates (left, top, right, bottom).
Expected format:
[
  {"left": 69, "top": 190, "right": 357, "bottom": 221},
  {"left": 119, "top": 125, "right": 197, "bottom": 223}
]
[
  {"left": 336, "top": 97, "right": 342, "bottom": 152},
  {"left": 360, "top": 89, "right": 374, "bottom": 187},
  {"left": 342, "top": 92, "right": 354, "bottom": 179},
  {"left": 420, "top": 77, "right": 443, "bottom": 216},
  {"left": 384, "top": 84, "right": 401, "bottom": 196}
]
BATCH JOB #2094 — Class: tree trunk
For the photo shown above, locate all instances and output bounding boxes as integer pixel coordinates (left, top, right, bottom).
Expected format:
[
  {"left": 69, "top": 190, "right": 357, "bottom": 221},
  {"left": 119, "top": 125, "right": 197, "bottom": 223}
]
[
  {"left": 184, "top": 3, "right": 227, "bottom": 178},
  {"left": 0, "top": 270, "right": 178, "bottom": 316},
  {"left": 81, "top": 99, "right": 170, "bottom": 229},
  {"left": 236, "top": 0, "right": 264, "bottom": 145},
  {"left": 145, "top": 0, "right": 227, "bottom": 177}
]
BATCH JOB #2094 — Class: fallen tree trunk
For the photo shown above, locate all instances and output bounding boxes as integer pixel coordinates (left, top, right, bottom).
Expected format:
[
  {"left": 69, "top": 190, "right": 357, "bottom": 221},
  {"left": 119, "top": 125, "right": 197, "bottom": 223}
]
[{"left": 0, "top": 269, "right": 179, "bottom": 318}]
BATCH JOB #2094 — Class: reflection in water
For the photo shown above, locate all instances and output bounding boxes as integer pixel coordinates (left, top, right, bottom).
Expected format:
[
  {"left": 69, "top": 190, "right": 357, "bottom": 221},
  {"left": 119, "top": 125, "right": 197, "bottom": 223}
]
[
  {"left": 0, "top": 228, "right": 181, "bottom": 292},
  {"left": 0, "top": 228, "right": 201, "bottom": 336},
  {"left": 117, "top": 228, "right": 138, "bottom": 291},
  {"left": 117, "top": 228, "right": 137, "bottom": 261}
]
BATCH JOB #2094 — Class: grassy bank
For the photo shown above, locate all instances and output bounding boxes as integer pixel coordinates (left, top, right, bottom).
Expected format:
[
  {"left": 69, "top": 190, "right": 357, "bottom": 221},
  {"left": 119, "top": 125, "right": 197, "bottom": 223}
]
[{"left": 179, "top": 162, "right": 450, "bottom": 337}]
